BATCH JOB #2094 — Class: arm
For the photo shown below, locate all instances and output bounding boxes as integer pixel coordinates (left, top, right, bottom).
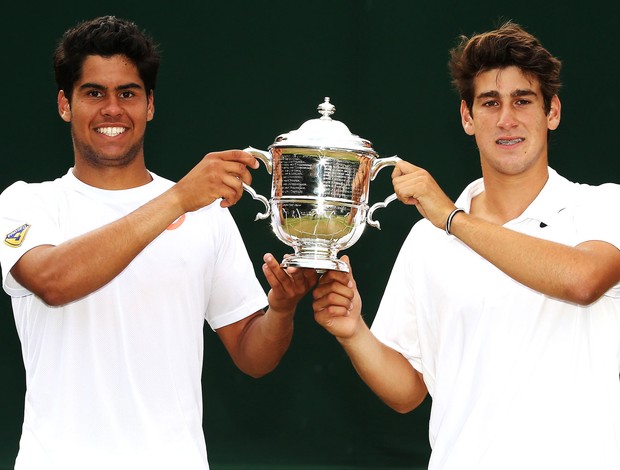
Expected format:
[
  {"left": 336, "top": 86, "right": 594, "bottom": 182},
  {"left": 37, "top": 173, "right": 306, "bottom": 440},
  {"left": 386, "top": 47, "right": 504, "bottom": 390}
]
[
  {"left": 449, "top": 215, "right": 620, "bottom": 305},
  {"left": 11, "top": 150, "right": 259, "bottom": 306},
  {"left": 312, "top": 256, "right": 427, "bottom": 413},
  {"left": 392, "top": 161, "right": 620, "bottom": 305},
  {"left": 216, "top": 253, "right": 318, "bottom": 378}
]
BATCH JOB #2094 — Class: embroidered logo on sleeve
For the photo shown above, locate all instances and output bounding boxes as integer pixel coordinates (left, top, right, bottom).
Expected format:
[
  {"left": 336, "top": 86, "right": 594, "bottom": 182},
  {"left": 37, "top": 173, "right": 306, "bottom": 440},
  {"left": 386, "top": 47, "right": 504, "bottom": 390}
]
[{"left": 4, "top": 223, "right": 31, "bottom": 248}]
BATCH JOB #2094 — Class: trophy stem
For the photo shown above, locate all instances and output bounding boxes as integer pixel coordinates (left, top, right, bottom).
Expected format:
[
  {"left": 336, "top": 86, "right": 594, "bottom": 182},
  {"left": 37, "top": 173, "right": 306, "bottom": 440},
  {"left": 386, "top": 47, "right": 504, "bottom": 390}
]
[{"left": 281, "top": 240, "right": 349, "bottom": 273}]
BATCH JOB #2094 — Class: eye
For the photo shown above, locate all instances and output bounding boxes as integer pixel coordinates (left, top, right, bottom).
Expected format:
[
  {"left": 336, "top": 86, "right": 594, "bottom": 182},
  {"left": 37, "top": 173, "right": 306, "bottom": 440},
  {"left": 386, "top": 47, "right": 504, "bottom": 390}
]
[
  {"left": 482, "top": 100, "right": 498, "bottom": 107},
  {"left": 120, "top": 91, "right": 135, "bottom": 99},
  {"left": 87, "top": 89, "right": 104, "bottom": 98},
  {"left": 515, "top": 99, "right": 532, "bottom": 106}
]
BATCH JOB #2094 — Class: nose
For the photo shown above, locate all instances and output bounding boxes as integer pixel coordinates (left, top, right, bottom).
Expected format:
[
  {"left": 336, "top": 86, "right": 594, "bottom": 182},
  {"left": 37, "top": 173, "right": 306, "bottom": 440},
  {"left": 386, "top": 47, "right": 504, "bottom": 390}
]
[
  {"left": 101, "top": 95, "right": 123, "bottom": 116},
  {"left": 497, "top": 105, "right": 518, "bottom": 129}
]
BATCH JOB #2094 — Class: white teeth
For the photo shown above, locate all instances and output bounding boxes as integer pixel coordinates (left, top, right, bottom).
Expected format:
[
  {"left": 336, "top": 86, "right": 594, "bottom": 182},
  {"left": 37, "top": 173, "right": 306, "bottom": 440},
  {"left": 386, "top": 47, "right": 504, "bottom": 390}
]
[
  {"left": 497, "top": 138, "right": 524, "bottom": 145},
  {"left": 96, "top": 127, "right": 127, "bottom": 137}
]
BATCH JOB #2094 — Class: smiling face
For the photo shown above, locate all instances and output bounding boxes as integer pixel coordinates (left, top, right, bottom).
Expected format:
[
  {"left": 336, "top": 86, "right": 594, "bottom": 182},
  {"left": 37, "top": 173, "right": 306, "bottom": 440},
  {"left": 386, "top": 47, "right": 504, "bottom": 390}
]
[
  {"left": 461, "top": 65, "right": 560, "bottom": 179},
  {"left": 58, "top": 54, "right": 154, "bottom": 176}
]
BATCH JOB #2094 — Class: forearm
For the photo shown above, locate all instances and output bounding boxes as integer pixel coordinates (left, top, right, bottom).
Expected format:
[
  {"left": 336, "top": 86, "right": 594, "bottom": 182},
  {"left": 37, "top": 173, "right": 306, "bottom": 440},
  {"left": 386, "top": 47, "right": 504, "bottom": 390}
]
[
  {"left": 229, "top": 307, "right": 295, "bottom": 378},
  {"left": 219, "top": 257, "right": 317, "bottom": 378},
  {"left": 12, "top": 187, "right": 186, "bottom": 305},
  {"left": 450, "top": 211, "right": 620, "bottom": 304},
  {"left": 338, "top": 320, "right": 427, "bottom": 413}
]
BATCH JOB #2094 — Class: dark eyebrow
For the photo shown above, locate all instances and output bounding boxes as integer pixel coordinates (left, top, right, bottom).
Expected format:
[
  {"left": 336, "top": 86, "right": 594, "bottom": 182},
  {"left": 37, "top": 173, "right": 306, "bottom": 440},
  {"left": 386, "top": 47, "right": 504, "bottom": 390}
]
[
  {"left": 78, "top": 82, "right": 144, "bottom": 92},
  {"left": 476, "top": 89, "right": 537, "bottom": 100},
  {"left": 512, "top": 88, "right": 537, "bottom": 98},
  {"left": 476, "top": 90, "right": 499, "bottom": 100}
]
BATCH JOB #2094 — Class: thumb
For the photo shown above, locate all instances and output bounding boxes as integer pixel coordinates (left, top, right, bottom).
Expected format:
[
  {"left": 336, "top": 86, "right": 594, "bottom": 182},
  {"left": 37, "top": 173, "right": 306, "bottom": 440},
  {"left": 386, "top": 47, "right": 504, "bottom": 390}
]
[{"left": 340, "top": 255, "right": 354, "bottom": 285}]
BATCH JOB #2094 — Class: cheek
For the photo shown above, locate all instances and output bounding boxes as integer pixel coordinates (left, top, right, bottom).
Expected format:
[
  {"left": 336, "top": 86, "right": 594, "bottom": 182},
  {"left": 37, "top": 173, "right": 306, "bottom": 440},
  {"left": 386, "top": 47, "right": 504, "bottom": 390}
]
[{"left": 471, "top": 120, "right": 494, "bottom": 140}]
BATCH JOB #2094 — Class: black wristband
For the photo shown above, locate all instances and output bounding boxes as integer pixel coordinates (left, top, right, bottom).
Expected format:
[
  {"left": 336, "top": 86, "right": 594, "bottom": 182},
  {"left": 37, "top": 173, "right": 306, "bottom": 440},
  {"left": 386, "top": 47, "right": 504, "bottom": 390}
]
[{"left": 445, "top": 208, "right": 465, "bottom": 235}]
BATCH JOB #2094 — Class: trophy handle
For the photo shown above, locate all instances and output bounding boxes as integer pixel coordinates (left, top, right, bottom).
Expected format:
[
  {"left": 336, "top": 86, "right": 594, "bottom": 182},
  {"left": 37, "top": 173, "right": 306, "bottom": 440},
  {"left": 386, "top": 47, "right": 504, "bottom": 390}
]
[
  {"left": 242, "top": 146, "right": 273, "bottom": 221},
  {"left": 367, "top": 193, "right": 398, "bottom": 229},
  {"left": 370, "top": 155, "right": 401, "bottom": 181},
  {"left": 244, "top": 146, "right": 273, "bottom": 174},
  {"left": 367, "top": 155, "right": 401, "bottom": 229}
]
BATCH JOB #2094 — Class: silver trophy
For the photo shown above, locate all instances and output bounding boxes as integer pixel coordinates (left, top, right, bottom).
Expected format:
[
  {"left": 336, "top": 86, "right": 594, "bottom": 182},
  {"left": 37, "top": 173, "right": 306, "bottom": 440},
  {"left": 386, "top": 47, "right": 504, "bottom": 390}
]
[{"left": 243, "top": 97, "right": 400, "bottom": 272}]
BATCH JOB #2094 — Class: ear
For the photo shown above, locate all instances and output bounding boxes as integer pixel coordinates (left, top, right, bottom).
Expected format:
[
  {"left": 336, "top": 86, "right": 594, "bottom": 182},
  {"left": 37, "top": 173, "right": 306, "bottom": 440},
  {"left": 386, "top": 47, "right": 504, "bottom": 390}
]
[
  {"left": 460, "top": 100, "right": 475, "bottom": 136},
  {"left": 58, "top": 90, "right": 71, "bottom": 122},
  {"left": 147, "top": 90, "right": 155, "bottom": 121},
  {"left": 547, "top": 95, "right": 561, "bottom": 131}
]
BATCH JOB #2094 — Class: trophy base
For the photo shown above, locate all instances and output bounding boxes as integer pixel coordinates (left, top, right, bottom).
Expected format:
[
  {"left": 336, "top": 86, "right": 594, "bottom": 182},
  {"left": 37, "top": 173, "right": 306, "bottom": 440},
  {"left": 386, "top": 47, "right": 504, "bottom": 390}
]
[{"left": 281, "top": 255, "right": 349, "bottom": 273}]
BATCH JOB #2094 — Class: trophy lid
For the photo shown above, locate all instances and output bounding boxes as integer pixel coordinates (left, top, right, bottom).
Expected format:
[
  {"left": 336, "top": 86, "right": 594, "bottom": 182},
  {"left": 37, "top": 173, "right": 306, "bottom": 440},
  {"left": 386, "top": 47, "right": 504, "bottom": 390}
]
[{"left": 271, "top": 97, "right": 376, "bottom": 154}]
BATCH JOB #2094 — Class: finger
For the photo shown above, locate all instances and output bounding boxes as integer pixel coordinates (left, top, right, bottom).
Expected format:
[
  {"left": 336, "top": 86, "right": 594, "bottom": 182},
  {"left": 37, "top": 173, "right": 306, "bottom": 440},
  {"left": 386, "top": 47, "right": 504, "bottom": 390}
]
[
  {"left": 263, "top": 253, "right": 305, "bottom": 298},
  {"left": 317, "top": 267, "right": 351, "bottom": 288},
  {"left": 214, "top": 150, "right": 259, "bottom": 169},
  {"left": 216, "top": 161, "right": 254, "bottom": 184},
  {"left": 283, "top": 265, "right": 317, "bottom": 290},
  {"left": 218, "top": 185, "right": 244, "bottom": 208},
  {"left": 262, "top": 253, "right": 286, "bottom": 283},
  {"left": 262, "top": 264, "right": 279, "bottom": 290},
  {"left": 313, "top": 293, "right": 353, "bottom": 314},
  {"left": 392, "top": 179, "right": 420, "bottom": 205},
  {"left": 313, "top": 279, "right": 354, "bottom": 304},
  {"left": 301, "top": 267, "right": 320, "bottom": 287},
  {"left": 395, "top": 160, "right": 419, "bottom": 175},
  {"left": 313, "top": 293, "right": 354, "bottom": 320},
  {"left": 314, "top": 303, "right": 351, "bottom": 319},
  {"left": 340, "top": 255, "right": 353, "bottom": 276},
  {"left": 216, "top": 170, "right": 242, "bottom": 187},
  {"left": 217, "top": 177, "right": 250, "bottom": 205}
]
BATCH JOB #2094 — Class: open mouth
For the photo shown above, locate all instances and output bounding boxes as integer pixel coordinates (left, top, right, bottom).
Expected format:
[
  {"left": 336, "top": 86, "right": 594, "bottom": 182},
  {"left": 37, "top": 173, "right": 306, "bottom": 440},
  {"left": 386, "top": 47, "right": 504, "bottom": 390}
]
[
  {"left": 96, "top": 127, "right": 127, "bottom": 137},
  {"left": 496, "top": 138, "right": 524, "bottom": 145}
]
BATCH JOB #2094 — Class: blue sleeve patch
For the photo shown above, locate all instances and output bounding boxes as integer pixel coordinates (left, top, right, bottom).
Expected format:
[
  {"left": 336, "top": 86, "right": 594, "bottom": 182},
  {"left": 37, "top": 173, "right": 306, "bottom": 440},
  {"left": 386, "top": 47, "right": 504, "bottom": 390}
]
[{"left": 4, "top": 223, "right": 31, "bottom": 248}]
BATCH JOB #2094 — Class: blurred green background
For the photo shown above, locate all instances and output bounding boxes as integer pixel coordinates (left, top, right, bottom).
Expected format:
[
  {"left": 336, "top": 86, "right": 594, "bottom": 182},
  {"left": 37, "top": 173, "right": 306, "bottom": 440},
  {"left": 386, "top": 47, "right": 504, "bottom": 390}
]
[{"left": 1, "top": 1, "right": 618, "bottom": 469}]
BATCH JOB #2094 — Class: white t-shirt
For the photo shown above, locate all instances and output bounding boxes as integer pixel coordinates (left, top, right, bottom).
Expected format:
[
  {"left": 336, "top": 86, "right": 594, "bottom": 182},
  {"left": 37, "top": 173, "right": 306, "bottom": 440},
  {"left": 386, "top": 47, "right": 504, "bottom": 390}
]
[
  {"left": 0, "top": 169, "right": 268, "bottom": 470},
  {"left": 371, "top": 168, "right": 620, "bottom": 470}
]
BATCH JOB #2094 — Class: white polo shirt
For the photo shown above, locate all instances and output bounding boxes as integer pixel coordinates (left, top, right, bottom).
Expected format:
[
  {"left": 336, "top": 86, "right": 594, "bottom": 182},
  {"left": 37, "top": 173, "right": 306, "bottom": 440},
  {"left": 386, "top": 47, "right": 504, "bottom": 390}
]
[
  {"left": 0, "top": 169, "right": 268, "bottom": 470},
  {"left": 371, "top": 168, "right": 620, "bottom": 470}
]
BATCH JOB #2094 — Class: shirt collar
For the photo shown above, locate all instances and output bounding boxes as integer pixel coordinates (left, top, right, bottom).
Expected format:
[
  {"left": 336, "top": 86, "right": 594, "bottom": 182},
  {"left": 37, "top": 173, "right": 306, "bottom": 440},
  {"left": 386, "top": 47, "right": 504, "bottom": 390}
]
[{"left": 455, "top": 167, "right": 574, "bottom": 226}]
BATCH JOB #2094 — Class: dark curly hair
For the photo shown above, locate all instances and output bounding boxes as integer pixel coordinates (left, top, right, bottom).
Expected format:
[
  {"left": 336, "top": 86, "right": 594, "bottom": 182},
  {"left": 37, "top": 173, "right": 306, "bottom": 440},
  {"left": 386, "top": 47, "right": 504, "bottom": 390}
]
[
  {"left": 448, "top": 22, "right": 561, "bottom": 115},
  {"left": 53, "top": 16, "right": 161, "bottom": 101}
]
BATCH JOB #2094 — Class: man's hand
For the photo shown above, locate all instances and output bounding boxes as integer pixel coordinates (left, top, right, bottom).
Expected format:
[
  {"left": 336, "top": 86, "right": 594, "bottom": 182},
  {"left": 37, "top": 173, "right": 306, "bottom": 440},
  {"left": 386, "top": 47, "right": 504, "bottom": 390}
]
[
  {"left": 312, "top": 255, "right": 363, "bottom": 340},
  {"left": 392, "top": 160, "right": 456, "bottom": 229},
  {"left": 262, "top": 253, "right": 319, "bottom": 315},
  {"left": 174, "top": 150, "right": 259, "bottom": 212}
]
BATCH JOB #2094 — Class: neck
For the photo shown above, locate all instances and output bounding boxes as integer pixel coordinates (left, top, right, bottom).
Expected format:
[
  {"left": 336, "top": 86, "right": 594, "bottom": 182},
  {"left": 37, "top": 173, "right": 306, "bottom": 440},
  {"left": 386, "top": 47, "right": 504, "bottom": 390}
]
[
  {"left": 72, "top": 158, "right": 153, "bottom": 190},
  {"left": 471, "top": 164, "right": 549, "bottom": 225}
]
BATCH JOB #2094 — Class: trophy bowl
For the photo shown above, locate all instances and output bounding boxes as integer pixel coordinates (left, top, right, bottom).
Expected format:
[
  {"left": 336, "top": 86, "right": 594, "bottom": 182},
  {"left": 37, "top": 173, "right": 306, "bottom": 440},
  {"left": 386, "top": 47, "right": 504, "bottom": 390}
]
[{"left": 243, "top": 97, "right": 400, "bottom": 272}]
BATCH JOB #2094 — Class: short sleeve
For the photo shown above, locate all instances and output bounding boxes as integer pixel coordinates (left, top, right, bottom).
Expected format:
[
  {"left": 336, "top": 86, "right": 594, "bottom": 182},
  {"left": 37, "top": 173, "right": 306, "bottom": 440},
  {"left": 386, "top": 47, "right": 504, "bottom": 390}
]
[
  {"left": 203, "top": 207, "right": 268, "bottom": 330},
  {"left": 576, "top": 183, "right": 620, "bottom": 250},
  {"left": 0, "top": 181, "right": 64, "bottom": 296},
  {"left": 370, "top": 225, "right": 424, "bottom": 373},
  {"left": 575, "top": 183, "right": 620, "bottom": 298}
]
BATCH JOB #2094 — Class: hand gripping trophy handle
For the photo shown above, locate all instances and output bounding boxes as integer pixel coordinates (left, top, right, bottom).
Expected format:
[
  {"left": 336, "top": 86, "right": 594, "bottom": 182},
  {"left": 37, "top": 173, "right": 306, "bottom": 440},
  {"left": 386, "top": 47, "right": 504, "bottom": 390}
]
[
  {"left": 367, "top": 155, "right": 401, "bottom": 229},
  {"left": 242, "top": 147, "right": 273, "bottom": 221}
]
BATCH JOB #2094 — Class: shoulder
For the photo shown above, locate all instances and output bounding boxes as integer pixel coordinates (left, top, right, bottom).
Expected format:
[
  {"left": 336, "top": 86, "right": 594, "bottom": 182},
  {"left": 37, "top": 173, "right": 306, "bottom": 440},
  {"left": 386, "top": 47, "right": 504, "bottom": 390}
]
[
  {"left": 540, "top": 170, "right": 619, "bottom": 223},
  {"left": 0, "top": 181, "right": 29, "bottom": 200},
  {"left": 409, "top": 217, "right": 440, "bottom": 239},
  {"left": 186, "top": 202, "right": 239, "bottom": 241},
  {"left": 581, "top": 181, "right": 620, "bottom": 199},
  {"left": 551, "top": 169, "right": 619, "bottom": 200},
  {"left": 398, "top": 218, "right": 442, "bottom": 259},
  {"left": 148, "top": 171, "right": 175, "bottom": 188},
  {"left": 0, "top": 178, "right": 64, "bottom": 206}
]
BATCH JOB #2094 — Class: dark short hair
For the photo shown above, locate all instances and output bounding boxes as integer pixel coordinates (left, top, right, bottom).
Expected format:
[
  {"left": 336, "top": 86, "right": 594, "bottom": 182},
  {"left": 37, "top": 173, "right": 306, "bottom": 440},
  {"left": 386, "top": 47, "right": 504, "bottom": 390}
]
[
  {"left": 53, "top": 16, "right": 161, "bottom": 101},
  {"left": 448, "top": 21, "right": 562, "bottom": 114}
]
